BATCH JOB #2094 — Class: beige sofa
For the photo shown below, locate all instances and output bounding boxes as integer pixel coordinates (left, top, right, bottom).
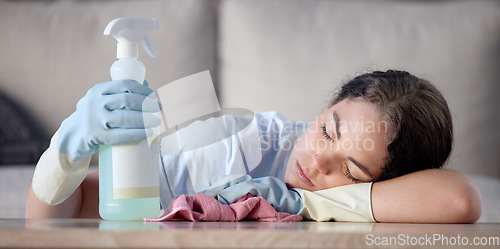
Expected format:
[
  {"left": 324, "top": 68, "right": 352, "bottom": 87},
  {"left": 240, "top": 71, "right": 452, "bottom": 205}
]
[{"left": 0, "top": 0, "right": 499, "bottom": 221}]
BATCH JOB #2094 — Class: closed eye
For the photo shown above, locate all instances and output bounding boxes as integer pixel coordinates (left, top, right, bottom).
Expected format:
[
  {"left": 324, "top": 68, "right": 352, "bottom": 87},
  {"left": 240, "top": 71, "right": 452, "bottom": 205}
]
[
  {"left": 344, "top": 164, "right": 362, "bottom": 183},
  {"left": 320, "top": 123, "right": 334, "bottom": 142}
]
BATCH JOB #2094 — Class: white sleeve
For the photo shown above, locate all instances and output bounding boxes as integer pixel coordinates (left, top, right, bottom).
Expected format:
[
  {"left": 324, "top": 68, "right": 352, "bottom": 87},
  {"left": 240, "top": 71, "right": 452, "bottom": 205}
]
[
  {"left": 31, "top": 131, "right": 91, "bottom": 205},
  {"left": 296, "top": 182, "right": 376, "bottom": 222}
]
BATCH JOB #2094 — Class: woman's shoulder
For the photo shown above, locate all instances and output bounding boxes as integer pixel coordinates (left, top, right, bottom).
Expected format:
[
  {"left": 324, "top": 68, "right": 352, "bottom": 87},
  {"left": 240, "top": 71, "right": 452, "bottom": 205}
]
[
  {"left": 254, "top": 111, "right": 309, "bottom": 140},
  {"left": 255, "top": 111, "right": 308, "bottom": 129},
  {"left": 254, "top": 111, "right": 295, "bottom": 126}
]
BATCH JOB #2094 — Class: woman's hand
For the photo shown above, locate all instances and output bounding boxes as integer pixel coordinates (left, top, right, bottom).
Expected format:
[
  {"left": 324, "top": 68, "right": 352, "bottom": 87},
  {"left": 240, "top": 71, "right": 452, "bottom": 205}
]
[
  {"left": 27, "top": 79, "right": 160, "bottom": 217},
  {"left": 57, "top": 79, "right": 161, "bottom": 161}
]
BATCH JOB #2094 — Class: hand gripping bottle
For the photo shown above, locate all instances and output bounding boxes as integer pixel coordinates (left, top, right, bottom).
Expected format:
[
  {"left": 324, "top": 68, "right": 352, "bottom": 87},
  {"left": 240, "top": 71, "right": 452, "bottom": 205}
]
[{"left": 100, "top": 18, "right": 160, "bottom": 220}]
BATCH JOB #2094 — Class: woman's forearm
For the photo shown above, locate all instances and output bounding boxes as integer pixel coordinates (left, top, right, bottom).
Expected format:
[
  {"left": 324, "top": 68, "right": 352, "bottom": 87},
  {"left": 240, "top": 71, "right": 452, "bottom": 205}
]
[
  {"left": 25, "top": 171, "right": 100, "bottom": 219},
  {"left": 26, "top": 184, "right": 83, "bottom": 218},
  {"left": 371, "top": 169, "right": 482, "bottom": 223}
]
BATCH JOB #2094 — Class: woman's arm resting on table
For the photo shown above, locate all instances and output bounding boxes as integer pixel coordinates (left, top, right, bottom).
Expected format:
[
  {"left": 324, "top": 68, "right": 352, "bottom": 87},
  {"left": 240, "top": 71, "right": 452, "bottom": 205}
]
[
  {"left": 371, "top": 169, "right": 482, "bottom": 223},
  {"left": 25, "top": 171, "right": 100, "bottom": 219}
]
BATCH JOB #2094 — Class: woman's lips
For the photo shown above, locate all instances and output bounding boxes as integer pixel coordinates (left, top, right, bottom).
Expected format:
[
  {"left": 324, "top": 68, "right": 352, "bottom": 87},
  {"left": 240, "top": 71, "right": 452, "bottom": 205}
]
[{"left": 295, "top": 161, "right": 315, "bottom": 187}]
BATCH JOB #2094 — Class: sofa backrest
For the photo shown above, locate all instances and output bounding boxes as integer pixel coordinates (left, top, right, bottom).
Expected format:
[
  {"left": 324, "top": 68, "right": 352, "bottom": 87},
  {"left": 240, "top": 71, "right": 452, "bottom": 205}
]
[
  {"left": 0, "top": 0, "right": 217, "bottom": 138},
  {"left": 218, "top": 0, "right": 500, "bottom": 177}
]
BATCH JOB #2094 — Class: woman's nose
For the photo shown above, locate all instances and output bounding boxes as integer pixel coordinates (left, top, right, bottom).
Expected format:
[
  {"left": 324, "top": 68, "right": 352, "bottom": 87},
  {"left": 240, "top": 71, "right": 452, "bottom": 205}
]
[{"left": 312, "top": 151, "right": 338, "bottom": 175}]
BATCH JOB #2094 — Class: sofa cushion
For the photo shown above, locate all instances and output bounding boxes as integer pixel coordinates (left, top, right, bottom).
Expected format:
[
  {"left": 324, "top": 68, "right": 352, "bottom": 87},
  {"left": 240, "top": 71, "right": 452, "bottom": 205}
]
[
  {"left": 218, "top": 0, "right": 500, "bottom": 177},
  {"left": 0, "top": 166, "right": 34, "bottom": 218}
]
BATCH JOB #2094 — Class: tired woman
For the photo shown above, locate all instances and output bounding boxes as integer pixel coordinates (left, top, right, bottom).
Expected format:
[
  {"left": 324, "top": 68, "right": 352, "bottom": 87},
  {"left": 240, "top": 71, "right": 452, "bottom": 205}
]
[{"left": 26, "top": 70, "right": 482, "bottom": 223}]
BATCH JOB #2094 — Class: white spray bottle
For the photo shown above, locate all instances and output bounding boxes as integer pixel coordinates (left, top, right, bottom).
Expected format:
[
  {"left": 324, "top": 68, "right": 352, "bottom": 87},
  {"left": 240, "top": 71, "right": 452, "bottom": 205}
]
[{"left": 100, "top": 18, "right": 160, "bottom": 220}]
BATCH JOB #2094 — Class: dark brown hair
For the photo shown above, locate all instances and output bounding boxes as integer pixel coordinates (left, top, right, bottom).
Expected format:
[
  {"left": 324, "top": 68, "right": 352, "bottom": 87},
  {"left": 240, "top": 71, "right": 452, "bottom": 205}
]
[{"left": 330, "top": 70, "right": 453, "bottom": 181}]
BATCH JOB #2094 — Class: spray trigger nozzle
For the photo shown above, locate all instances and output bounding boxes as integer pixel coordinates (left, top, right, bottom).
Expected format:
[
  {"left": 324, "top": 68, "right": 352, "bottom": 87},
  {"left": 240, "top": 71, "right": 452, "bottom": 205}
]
[
  {"left": 142, "top": 35, "right": 157, "bottom": 58},
  {"left": 104, "top": 18, "right": 159, "bottom": 59}
]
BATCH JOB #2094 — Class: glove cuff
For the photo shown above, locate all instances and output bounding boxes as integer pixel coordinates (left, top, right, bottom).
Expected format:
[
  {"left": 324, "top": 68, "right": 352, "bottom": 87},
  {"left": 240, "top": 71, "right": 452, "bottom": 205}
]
[
  {"left": 32, "top": 131, "right": 91, "bottom": 205},
  {"left": 297, "top": 182, "right": 375, "bottom": 222}
]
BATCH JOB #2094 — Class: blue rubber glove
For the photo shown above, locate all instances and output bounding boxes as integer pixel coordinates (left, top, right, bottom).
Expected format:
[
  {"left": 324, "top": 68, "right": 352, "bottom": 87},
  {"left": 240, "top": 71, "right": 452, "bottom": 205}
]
[
  {"left": 57, "top": 79, "right": 161, "bottom": 161},
  {"left": 201, "top": 175, "right": 303, "bottom": 214},
  {"left": 200, "top": 175, "right": 375, "bottom": 222},
  {"left": 33, "top": 79, "right": 162, "bottom": 205}
]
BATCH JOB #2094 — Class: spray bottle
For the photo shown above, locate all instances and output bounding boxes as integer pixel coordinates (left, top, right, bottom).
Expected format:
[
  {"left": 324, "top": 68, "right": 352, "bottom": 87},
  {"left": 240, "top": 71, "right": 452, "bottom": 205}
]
[{"left": 99, "top": 18, "right": 160, "bottom": 220}]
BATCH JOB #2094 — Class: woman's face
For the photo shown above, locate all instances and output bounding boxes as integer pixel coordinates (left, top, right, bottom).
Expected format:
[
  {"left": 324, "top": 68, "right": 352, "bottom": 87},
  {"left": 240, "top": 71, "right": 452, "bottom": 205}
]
[{"left": 285, "top": 98, "right": 390, "bottom": 191}]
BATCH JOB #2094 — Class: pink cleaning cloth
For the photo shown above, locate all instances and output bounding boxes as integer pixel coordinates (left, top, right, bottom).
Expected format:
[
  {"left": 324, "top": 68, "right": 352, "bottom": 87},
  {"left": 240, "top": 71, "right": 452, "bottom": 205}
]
[{"left": 144, "top": 193, "right": 302, "bottom": 222}]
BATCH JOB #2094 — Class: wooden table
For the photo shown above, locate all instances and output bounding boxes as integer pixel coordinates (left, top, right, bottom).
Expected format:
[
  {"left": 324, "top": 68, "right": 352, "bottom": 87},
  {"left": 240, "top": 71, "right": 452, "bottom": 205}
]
[{"left": 0, "top": 219, "right": 499, "bottom": 248}]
